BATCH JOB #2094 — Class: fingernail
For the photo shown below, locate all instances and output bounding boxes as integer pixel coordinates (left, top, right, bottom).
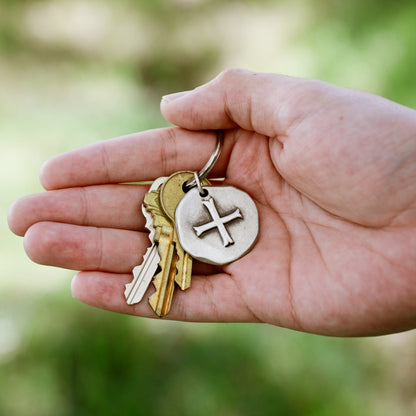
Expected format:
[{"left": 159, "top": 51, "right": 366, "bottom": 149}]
[{"left": 161, "top": 90, "right": 191, "bottom": 103}]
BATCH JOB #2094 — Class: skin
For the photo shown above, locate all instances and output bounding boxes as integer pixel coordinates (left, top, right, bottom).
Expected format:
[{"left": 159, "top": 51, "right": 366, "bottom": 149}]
[{"left": 7, "top": 69, "right": 416, "bottom": 336}]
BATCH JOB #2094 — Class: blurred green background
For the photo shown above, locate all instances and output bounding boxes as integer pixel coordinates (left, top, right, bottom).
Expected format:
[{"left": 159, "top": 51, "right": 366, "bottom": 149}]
[{"left": 1, "top": 0, "right": 416, "bottom": 415}]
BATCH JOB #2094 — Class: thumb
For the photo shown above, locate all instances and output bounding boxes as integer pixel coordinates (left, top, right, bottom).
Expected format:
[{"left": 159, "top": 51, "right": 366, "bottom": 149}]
[{"left": 160, "top": 68, "right": 319, "bottom": 137}]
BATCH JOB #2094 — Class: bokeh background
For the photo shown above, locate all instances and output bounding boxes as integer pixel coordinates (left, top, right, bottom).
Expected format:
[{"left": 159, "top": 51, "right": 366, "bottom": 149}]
[{"left": 1, "top": 0, "right": 416, "bottom": 415}]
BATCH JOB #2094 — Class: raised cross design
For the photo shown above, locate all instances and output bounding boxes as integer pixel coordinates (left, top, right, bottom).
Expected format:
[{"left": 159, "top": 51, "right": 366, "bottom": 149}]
[{"left": 193, "top": 196, "right": 243, "bottom": 247}]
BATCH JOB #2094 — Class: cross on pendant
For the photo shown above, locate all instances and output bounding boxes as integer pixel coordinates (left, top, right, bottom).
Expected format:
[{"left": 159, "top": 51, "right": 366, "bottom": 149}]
[{"left": 193, "top": 196, "right": 243, "bottom": 247}]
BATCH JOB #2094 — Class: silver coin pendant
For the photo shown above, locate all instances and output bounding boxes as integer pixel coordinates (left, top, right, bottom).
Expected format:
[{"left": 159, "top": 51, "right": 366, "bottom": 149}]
[{"left": 175, "top": 186, "right": 259, "bottom": 265}]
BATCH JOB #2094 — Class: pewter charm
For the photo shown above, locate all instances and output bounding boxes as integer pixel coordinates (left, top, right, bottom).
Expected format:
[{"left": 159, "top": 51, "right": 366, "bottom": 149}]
[{"left": 175, "top": 186, "right": 258, "bottom": 265}]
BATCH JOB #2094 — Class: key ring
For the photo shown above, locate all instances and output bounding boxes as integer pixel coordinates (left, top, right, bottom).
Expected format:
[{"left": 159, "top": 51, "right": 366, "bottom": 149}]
[{"left": 183, "top": 130, "right": 224, "bottom": 192}]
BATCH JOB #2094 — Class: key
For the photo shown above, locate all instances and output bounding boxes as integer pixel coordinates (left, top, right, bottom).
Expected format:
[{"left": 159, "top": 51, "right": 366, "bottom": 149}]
[
  {"left": 124, "top": 177, "right": 167, "bottom": 305},
  {"left": 160, "top": 171, "right": 211, "bottom": 290},
  {"left": 144, "top": 189, "right": 178, "bottom": 317}
]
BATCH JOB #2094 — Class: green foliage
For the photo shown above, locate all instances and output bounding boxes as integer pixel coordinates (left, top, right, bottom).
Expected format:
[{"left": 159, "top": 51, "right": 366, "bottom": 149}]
[
  {"left": 1, "top": 294, "right": 382, "bottom": 416},
  {"left": 302, "top": 0, "right": 416, "bottom": 106}
]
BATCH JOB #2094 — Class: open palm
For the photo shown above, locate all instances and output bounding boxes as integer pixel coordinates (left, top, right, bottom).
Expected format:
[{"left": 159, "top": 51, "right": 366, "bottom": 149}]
[{"left": 8, "top": 69, "right": 416, "bottom": 336}]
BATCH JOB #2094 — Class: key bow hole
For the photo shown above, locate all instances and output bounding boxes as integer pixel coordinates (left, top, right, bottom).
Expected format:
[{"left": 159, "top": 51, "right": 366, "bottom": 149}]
[{"left": 182, "top": 181, "right": 209, "bottom": 198}]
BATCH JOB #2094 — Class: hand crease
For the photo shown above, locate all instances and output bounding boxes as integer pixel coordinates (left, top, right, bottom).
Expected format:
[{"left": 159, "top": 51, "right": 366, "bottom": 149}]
[
  {"left": 280, "top": 216, "right": 304, "bottom": 331},
  {"left": 202, "top": 276, "right": 220, "bottom": 320},
  {"left": 96, "top": 228, "right": 105, "bottom": 271},
  {"left": 160, "top": 128, "right": 178, "bottom": 175},
  {"left": 100, "top": 143, "right": 113, "bottom": 183},
  {"left": 303, "top": 220, "right": 332, "bottom": 278},
  {"left": 355, "top": 230, "right": 416, "bottom": 277},
  {"left": 223, "top": 90, "right": 235, "bottom": 126},
  {"left": 226, "top": 273, "right": 262, "bottom": 323},
  {"left": 80, "top": 187, "right": 90, "bottom": 226}
]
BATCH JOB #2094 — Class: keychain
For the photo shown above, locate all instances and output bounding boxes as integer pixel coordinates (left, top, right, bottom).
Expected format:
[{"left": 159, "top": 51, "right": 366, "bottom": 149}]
[{"left": 124, "top": 130, "right": 259, "bottom": 316}]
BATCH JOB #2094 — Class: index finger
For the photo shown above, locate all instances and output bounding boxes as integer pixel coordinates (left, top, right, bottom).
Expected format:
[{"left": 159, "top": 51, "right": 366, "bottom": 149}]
[{"left": 40, "top": 128, "right": 227, "bottom": 190}]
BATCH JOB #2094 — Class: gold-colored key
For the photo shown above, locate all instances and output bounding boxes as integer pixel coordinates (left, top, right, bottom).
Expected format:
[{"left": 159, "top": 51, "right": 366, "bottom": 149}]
[
  {"left": 160, "top": 171, "right": 211, "bottom": 290},
  {"left": 143, "top": 190, "right": 178, "bottom": 317}
]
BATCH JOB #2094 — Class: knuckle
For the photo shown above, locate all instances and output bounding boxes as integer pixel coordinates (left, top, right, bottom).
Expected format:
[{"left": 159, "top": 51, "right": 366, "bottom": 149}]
[
  {"left": 214, "top": 68, "right": 248, "bottom": 85},
  {"left": 159, "top": 128, "right": 178, "bottom": 175}
]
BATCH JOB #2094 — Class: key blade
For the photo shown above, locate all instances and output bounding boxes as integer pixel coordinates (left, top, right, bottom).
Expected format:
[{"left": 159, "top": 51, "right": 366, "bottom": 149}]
[
  {"left": 148, "top": 227, "right": 177, "bottom": 317},
  {"left": 175, "top": 251, "right": 192, "bottom": 290},
  {"left": 125, "top": 244, "right": 160, "bottom": 304},
  {"left": 174, "top": 229, "right": 192, "bottom": 290}
]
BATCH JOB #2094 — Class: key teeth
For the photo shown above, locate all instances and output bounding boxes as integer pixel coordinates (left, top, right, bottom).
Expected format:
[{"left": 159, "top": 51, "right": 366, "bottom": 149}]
[
  {"left": 124, "top": 245, "right": 160, "bottom": 304},
  {"left": 149, "top": 270, "right": 167, "bottom": 318},
  {"left": 142, "top": 204, "right": 156, "bottom": 243},
  {"left": 175, "top": 250, "right": 192, "bottom": 290},
  {"left": 143, "top": 175, "right": 167, "bottom": 243}
]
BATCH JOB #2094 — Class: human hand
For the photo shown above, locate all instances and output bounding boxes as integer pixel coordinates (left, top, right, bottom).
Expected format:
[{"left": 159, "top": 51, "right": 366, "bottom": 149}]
[{"left": 8, "top": 69, "right": 416, "bottom": 336}]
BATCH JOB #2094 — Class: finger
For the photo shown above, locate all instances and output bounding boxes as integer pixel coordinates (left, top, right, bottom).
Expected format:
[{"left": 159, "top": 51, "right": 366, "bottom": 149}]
[
  {"left": 40, "top": 128, "right": 231, "bottom": 190},
  {"left": 23, "top": 221, "right": 221, "bottom": 275},
  {"left": 8, "top": 184, "right": 147, "bottom": 237},
  {"left": 71, "top": 271, "right": 261, "bottom": 322},
  {"left": 160, "top": 68, "right": 326, "bottom": 137},
  {"left": 24, "top": 222, "right": 148, "bottom": 273}
]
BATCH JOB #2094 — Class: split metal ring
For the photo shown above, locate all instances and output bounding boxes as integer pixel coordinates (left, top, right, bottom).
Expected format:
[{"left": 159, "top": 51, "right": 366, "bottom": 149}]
[{"left": 183, "top": 130, "right": 224, "bottom": 192}]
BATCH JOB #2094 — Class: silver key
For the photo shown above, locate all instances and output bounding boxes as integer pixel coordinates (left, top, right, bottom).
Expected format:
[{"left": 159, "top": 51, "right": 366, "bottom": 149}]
[{"left": 124, "top": 177, "right": 167, "bottom": 305}]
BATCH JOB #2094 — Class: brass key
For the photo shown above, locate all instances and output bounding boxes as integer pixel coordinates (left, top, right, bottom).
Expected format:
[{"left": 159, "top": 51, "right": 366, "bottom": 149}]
[
  {"left": 144, "top": 190, "right": 178, "bottom": 317},
  {"left": 160, "top": 171, "right": 211, "bottom": 290}
]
